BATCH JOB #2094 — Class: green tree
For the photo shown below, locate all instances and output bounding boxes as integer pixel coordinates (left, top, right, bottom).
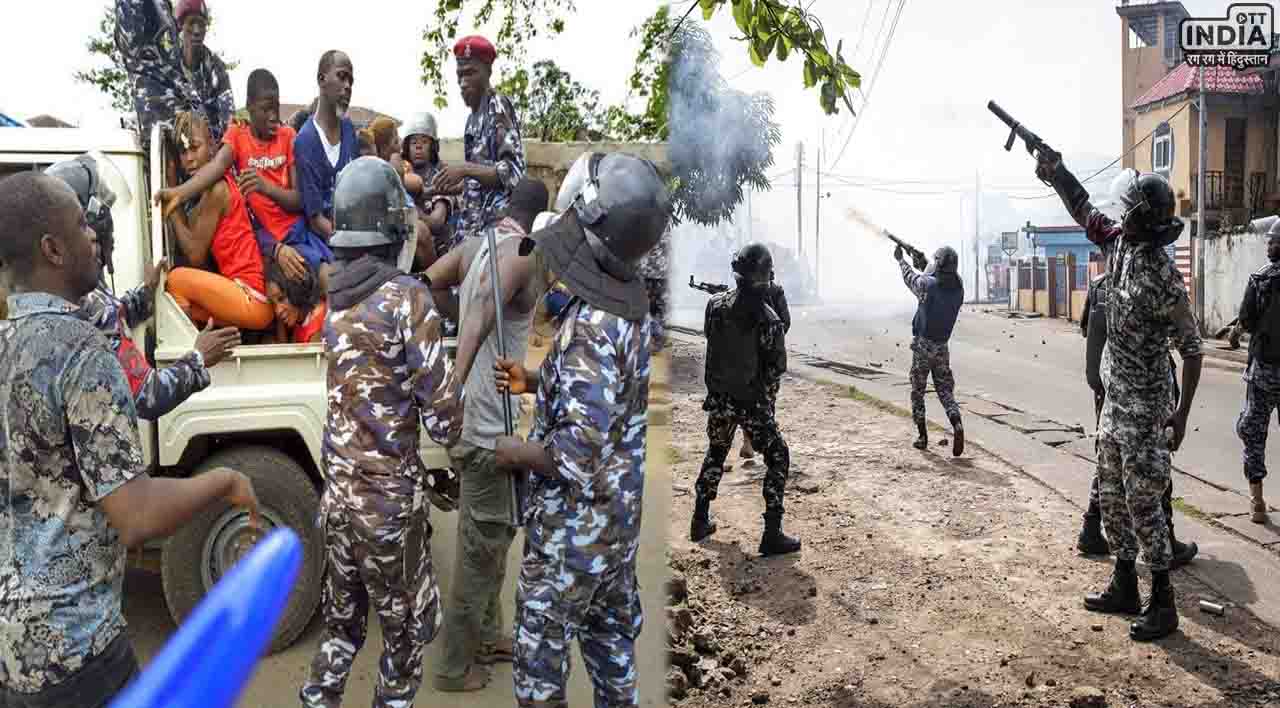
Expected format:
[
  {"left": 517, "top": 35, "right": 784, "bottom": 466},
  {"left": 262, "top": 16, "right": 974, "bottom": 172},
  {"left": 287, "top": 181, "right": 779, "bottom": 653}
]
[
  {"left": 494, "top": 60, "right": 605, "bottom": 142},
  {"left": 75, "top": 4, "right": 238, "bottom": 115},
  {"left": 419, "top": 0, "right": 859, "bottom": 115}
]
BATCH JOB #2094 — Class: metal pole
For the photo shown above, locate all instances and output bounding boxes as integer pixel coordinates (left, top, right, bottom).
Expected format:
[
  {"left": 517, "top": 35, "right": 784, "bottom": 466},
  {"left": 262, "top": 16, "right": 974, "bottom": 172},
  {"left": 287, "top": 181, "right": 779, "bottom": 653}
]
[
  {"left": 745, "top": 187, "right": 752, "bottom": 246},
  {"left": 484, "top": 229, "right": 523, "bottom": 526},
  {"left": 815, "top": 138, "right": 822, "bottom": 299},
  {"left": 1196, "top": 65, "right": 1208, "bottom": 333},
  {"left": 796, "top": 142, "right": 803, "bottom": 258},
  {"left": 974, "top": 171, "right": 981, "bottom": 304}
]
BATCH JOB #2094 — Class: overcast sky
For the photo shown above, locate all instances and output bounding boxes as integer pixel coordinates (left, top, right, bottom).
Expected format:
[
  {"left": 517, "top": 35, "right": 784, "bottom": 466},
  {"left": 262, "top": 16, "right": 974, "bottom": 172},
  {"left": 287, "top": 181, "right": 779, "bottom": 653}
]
[{"left": 0, "top": 0, "right": 1235, "bottom": 302}]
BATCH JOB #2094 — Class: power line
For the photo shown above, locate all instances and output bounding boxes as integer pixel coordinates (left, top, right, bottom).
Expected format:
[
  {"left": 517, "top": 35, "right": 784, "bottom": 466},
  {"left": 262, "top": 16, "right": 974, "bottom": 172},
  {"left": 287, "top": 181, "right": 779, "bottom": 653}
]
[
  {"left": 852, "top": 0, "right": 877, "bottom": 63},
  {"left": 830, "top": 0, "right": 907, "bottom": 170}
]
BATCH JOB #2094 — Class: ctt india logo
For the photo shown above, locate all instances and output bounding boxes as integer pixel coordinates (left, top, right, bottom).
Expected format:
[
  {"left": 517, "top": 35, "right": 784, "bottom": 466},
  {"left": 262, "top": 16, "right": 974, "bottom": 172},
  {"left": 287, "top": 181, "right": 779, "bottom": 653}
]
[{"left": 1181, "top": 3, "right": 1275, "bottom": 70}]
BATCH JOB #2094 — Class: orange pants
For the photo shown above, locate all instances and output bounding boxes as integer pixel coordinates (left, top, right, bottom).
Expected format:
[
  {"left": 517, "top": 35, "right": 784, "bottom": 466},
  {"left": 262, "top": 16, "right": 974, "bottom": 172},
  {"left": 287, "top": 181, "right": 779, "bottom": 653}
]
[{"left": 166, "top": 267, "right": 274, "bottom": 331}]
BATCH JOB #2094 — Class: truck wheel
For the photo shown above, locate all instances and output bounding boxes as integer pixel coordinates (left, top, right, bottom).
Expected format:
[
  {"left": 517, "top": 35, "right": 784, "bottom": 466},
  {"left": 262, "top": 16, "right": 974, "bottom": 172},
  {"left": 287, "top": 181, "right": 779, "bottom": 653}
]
[{"left": 161, "top": 445, "right": 324, "bottom": 654}]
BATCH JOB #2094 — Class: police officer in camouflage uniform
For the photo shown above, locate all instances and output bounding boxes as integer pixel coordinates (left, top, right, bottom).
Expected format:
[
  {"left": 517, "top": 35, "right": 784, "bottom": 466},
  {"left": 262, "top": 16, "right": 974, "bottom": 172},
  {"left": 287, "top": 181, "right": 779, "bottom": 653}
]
[
  {"left": 740, "top": 277, "right": 790, "bottom": 461},
  {"left": 43, "top": 153, "right": 240, "bottom": 420},
  {"left": 1235, "top": 220, "right": 1280, "bottom": 524},
  {"left": 692, "top": 242, "right": 800, "bottom": 556},
  {"left": 1040, "top": 152, "right": 1202, "bottom": 642},
  {"left": 114, "top": 0, "right": 235, "bottom": 147},
  {"left": 897, "top": 245, "right": 966, "bottom": 456},
  {"left": 1076, "top": 271, "right": 1198, "bottom": 569},
  {"left": 491, "top": 152, "right": 667, "bottom": 707},
  {"left": 300, "top": 157, "right": 454, "bottom": 708}
]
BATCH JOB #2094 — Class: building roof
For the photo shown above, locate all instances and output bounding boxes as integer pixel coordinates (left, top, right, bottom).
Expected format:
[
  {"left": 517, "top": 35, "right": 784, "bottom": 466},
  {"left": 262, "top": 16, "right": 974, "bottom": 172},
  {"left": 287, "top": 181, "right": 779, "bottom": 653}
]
[
  {"left": 1028, "top": 225, "right": 1084, "bottom": 233},
  {"left": 27, "top": 114, "right": 74, "bottom": 128},
  {"left": 1131, "top": 63, "right": 1266, "bottom": 109}
]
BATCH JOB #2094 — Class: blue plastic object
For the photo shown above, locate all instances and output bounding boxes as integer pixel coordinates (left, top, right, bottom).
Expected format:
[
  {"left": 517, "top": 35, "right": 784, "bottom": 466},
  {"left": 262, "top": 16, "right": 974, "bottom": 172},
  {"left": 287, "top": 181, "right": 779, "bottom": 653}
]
[{"left": 110, "top": 527, "right": 303, "bottom": 708}]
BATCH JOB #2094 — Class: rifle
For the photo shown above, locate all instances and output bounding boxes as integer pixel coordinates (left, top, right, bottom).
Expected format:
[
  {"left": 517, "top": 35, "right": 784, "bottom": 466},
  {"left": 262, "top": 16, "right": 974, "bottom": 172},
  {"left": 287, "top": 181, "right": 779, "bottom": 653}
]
[
  {"left": 987, "top": 101, "right": 1061, "bottom": 183},
  {"left": 688, "top": 275, "right": 730, "bottom": 295}
]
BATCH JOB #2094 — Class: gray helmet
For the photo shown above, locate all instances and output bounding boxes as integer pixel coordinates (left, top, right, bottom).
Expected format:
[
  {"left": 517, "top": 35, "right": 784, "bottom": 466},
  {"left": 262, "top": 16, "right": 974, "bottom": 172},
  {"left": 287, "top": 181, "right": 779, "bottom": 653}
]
[
  {"left": 1109, "top": 168, "right": 1183, "bottom": 244},
  {"left": 400, "top": 112, "right": 439, "bottom": 155},
  {"left": 1267, "top": 217, "right": 1280, "bottom": 242},
  {"left": 44, "top": 152, "right": 131, "bottom": 273},
  {"left": 331, "top": 156, "right": 415, "bottom": 250},
  {"left": 558, "top": 152, "right": 671, "bottom": 277},
  {"left": 933, "top": 246, "right": 959, "bottom": 274}
]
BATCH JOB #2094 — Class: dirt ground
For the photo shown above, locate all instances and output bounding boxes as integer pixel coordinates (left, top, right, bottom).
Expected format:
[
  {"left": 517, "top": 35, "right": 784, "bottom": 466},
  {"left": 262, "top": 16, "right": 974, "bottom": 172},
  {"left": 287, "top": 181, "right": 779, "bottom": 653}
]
[{"left": 664, "top": 338, "right": 1280, "bottom": 708}]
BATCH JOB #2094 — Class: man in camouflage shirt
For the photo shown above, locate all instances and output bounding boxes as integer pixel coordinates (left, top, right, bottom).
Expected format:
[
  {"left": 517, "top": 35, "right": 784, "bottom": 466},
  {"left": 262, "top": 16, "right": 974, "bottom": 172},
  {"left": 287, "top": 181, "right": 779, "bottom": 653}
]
[
  {"left": 493, "top": 152, "right": 667, "bottom": 707},
  {"left": 693, "top": 242, "right": 800, "bottom": 557},
  {"left": 431, "top": 35, "right": 526, "bottom": 251},
  {"left": 1234, "top": 220, "right": 1280, "bottom": 524},
  {"left": 1041, "top": 154, "right": 1202, "bottom": 642},
  {"left": 114, "top": 0, "right": 235, "bottom": 148},
  {"left": 897, "top": 244, "right": 966, "bottom": 456},
  {"left": 43, "top": 154, "right": 239, "bottom": 420},
  {"left": 0, "top": 171, "right": 258, "bottom": 707},
  {"left": 300, "top": 158, "right": 454, "bottom": 708}
]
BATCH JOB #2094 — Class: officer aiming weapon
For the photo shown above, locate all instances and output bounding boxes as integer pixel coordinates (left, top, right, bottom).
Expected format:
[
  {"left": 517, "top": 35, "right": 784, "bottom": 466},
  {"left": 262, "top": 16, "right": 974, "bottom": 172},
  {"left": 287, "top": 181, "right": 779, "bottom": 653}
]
[
  {"left": 883, "top": 230, "right": 929, "bottom": 270},
  {"left": 485, "top": 226, "right": 527, "bottom": 525},
  {"left": 689, "top": 274, "right": 730, "bottom": 295},
  {"left": 988, "top": 101, "right": 1062, "bottom": 186}
]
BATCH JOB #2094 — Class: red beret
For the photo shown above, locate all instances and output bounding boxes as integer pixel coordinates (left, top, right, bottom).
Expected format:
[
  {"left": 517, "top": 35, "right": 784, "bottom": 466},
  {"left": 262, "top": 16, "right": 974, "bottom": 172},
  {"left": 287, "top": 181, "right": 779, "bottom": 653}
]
[
  {"left": 453, "top": 35, "right": 497, "bottom": 65},
  {"left": 175, "top": 0, "right": 208, "bottom": 26}
]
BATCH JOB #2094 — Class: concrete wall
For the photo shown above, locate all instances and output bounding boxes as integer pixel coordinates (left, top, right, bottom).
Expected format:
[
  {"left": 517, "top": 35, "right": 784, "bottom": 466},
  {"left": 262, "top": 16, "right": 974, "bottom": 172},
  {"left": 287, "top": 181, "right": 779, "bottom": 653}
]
[
  {"left": 1203, "top": 229, "right": 1271, "bottom": 333},
  {"left": 438, "top": 139, "right": 669, "bottom": 210},
  {"left": 1133, "top": 100, "right": 1194, "bottom": 203},
  {"left": 1034, "top": 291, "right": 1050, "bottom": 317},
  {"left": 1071, "top": 290, "right": 1087, "bottom": 323}
]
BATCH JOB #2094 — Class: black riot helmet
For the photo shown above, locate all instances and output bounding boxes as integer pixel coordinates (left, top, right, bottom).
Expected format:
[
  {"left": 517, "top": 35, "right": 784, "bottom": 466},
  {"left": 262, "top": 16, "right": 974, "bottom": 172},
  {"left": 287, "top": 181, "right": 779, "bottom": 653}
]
[
  {"left": 330, "top": 156, "right": 418, "bottom": 271},
  {"left": 1109, "top": 168, "right": 1183, "bottom": 244},
  {"left": 932, "top": 246, "right": 959, "bottom": 275},
  {"left": 1265, "top": 218, "right": 1280, "bottom": 263},
  {"left": 44, "top": 152, "right": 131, "bottom": 274},
  {"left": 731, "top": 242, "right": 774, "bottom": 291}
]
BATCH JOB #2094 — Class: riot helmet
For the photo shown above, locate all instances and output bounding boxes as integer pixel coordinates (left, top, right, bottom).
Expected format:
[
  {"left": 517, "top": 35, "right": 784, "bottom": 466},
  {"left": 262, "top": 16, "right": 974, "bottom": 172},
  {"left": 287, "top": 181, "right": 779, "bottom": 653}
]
[
  {"left": 550, "top": 152, "right": 670, "bottom": 278},
  {"left": 44, "top": 152, "right": 132, "bottom": 274},
  {"left": 330, "top": 156, "right": 418, "bottom": 272},
  {"left": 731, "top": 242, "right": 774, "bottom": 291},
  {"left": 400, "top": 112, "right": 439, "bottom": 162},
  {"left": 518, "top": 152, "right": 671, "bottom": 320},
  {"left": 932, "top": 246, "right": 959, "bottom": 275},
  {"left": 1266, "top": 217, "right": 1280, "bottom": 263},
  {"left": 1109, "top": 168, "right": 1183, "bottom": 243}
]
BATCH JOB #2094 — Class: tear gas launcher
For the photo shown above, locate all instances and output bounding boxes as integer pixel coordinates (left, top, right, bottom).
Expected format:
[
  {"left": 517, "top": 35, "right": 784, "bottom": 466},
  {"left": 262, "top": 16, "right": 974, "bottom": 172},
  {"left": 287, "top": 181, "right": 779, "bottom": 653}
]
[{"left": 987, "top": 100, "right": 1061, "bottom": 185}]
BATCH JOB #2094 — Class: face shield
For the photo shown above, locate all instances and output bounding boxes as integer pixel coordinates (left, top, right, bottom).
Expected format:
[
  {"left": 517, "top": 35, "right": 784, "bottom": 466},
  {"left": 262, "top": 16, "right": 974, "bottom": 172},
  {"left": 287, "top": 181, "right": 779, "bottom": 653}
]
[
  {"left": 1108, "top": 168, "right": 1146, "bottom": 228},
  {"left": 555, "top": 152, "right": 592, "bottom": 212},
  {"left": 395, "top": 204, "right": 418, "bottom": 273}
]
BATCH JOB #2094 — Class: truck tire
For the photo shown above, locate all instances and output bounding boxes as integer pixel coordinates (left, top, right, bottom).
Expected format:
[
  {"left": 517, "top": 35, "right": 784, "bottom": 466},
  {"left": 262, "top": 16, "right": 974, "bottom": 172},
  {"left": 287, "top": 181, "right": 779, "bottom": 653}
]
[{"left": 161, "top": 445, "right": 324, "bottom": 654}]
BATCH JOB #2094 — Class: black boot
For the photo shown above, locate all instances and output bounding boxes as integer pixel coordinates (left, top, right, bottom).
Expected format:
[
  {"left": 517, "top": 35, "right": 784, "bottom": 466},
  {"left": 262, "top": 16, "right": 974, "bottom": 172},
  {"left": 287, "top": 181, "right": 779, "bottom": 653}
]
[
  {"left": 690, "top": 497, "right": 717, "bottom": 542},
  {"left": 759, "top": 513, "right": 801, "bottom": 556},
  {"left": 1165, "top": 493, "right": 1198, "bottom": 569},
  {"left": 1130, "top": 570, "right": 1179, "bottom": 641},
  {"left": 1077, "top": 499, "right": 1110, "bottom": 555},
  {"left": 950, "top": 414, "right": 965, "bottom": 457},
  {"left": 912, "top": 421, "right": 928, "bottom": 451},
  {"left": 1084, "top": 558, "right": 1141, "bottom": 615}
]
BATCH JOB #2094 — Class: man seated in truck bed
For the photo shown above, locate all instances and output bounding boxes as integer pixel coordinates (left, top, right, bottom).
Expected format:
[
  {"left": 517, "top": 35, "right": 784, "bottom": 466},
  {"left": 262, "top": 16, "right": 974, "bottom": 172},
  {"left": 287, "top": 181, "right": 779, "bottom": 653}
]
[{"left": 163, "top": 110, "right": 274, "bottom": 331}]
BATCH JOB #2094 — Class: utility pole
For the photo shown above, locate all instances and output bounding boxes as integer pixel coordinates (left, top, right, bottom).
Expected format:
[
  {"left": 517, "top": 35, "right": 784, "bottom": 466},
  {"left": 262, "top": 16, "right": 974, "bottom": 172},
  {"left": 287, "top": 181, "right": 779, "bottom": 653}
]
[
  {"left": 1196, "top": 65, "right": 1208, "bottom": 333},
  {"left": 815, "top": 135, "right": 822, "bottom": 299},
  {"left": 974, "top": 171, "right": 981, "bottom": 304},
  {"left": 796, "top": 142, "right": 804, "bottom": 258},
  {"left": 745, "top": 187, "right": 752, "bottom": 247}
]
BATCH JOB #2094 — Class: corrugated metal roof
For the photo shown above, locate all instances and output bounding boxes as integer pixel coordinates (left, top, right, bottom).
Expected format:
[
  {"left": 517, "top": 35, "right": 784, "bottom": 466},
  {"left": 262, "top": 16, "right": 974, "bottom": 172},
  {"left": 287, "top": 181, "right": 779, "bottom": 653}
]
[{"left": 1131, "top": 63, "right": 1266, "bottom": 109}]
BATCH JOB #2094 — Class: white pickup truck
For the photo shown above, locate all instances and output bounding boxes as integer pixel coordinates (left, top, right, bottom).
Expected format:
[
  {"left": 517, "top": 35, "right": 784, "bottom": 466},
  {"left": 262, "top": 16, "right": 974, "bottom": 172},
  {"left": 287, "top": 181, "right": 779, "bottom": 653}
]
[{"left": 0, "top": 125, "right": 456, "bottom": 652}]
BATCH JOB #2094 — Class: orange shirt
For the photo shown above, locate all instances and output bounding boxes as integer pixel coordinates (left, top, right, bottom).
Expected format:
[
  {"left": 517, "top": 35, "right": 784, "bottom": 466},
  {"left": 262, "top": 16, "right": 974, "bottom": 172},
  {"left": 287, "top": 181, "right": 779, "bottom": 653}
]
[
  {"left": 293, "top": 302, "right": 326, "bottom": 344},
  {"left": 222, "top": 123, "right": 298, "bottom": 241},
  {"left": 212, "top": 174, "right": 267, "bottom": 297}
]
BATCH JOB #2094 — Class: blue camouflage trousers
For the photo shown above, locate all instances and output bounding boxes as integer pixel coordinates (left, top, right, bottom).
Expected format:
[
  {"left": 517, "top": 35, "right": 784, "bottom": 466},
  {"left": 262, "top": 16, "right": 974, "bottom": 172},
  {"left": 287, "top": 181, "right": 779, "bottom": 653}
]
[
  {"left": 300, "top": 491, "right": 442, "bottom": 708},
  {"left": 909, "top": 337, "right": 961, "bottom": 427},
  {"left": 1236, "top": 361, "right": 1280, "bottom": 483},
  {"left": 513, "top": 535, "right": 643, "bottom": 708},
  {"left": 1096, "top": 435, "right": 1173, "bottom": 572}
]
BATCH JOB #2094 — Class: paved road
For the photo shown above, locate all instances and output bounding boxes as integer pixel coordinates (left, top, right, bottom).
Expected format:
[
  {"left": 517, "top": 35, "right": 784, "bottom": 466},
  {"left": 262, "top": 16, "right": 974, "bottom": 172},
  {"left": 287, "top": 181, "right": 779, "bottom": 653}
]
[{"left": 672, "top": 301, "right": 1270, "bottom": 504}]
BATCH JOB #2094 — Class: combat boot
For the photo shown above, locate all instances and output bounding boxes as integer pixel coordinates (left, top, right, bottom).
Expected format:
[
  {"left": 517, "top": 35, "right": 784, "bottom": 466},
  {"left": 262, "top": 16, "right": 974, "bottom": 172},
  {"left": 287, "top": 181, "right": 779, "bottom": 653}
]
[
  {"left": 1251, "top": 481, "right": 1268, "bottom": 524},
  {"left": 1130, "top": 571, "right": 1178, "bottom": 641},
  {"left": 912, "top": 421, "right": 928, "bottom": 451},
  {"left": 950, "top": 414, "right": 965, "bottom": 457},
  {"left": 690, "top": 497, "right": 717, "bottom": 542},
  {"left": 1084, "top": 558, "right": 1141, "bottom": 615},
  {"left": 759, "top": 513, "right": 801, "bottom": 556},
  {"left": 1168, "top": 518, "right": 1198, "bottom": 570},
  {"left": 1076, "top": 501, "right": 1110, "bottom": 556}
]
